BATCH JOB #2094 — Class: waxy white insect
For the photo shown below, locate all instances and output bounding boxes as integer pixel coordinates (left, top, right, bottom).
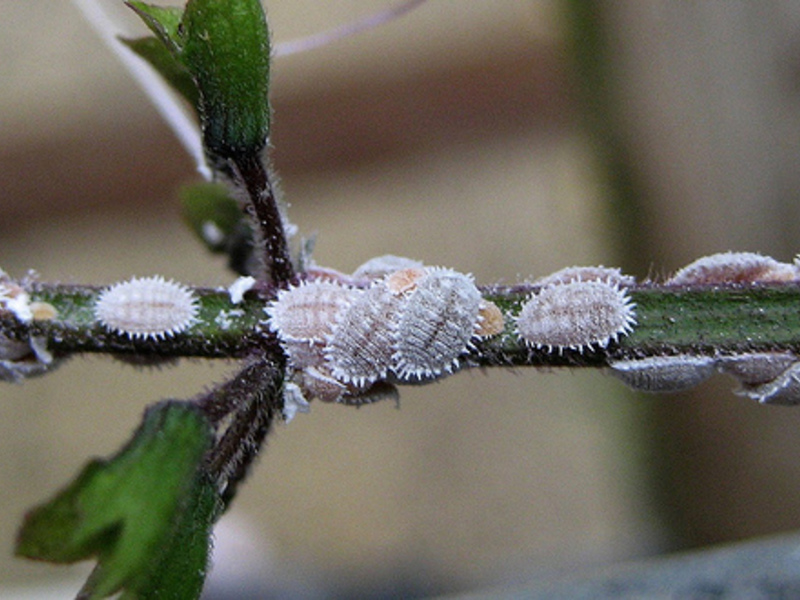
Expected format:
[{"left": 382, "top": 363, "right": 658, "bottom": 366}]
[
  {"left": 608, "top": 355, "right": 715, "bottom": 392},
  {"left": 325, "top": 282, "right": 401, "bottom": 387},
  {"left": 516, "top": 279, "right": 636, "bottom": 353},
  {"left": 94, "top": 275, "right": 199, "bottom": 340},
  {"left": 668, "top": 251, "right": 798, "bottom": 285},
  {"left": 391, "top": 267, "right": 482, "bottom": 381},
  {"left": 266, "top": 280, "right": 358, "bottom": 369}
]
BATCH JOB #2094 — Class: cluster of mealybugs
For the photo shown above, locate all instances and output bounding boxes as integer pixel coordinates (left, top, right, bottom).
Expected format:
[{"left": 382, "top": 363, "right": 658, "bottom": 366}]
[
  {"left": 608, "top": 252, "right": 800, "bottom": 403},
  {"left": 267, "top": 258, "right": 503, "bottom": 407}
]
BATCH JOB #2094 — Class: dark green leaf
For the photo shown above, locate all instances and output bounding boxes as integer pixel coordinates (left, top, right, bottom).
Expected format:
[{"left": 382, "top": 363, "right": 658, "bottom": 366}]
[
  {"left": 119, "top": 36, "right": 199, "bottom": 110},
  {"left": 16, "top": 401, "right": 218, "bottom": 599},
  {"left": 181, "top": 0, "right": 272, "bottom": 161},
  {"left": 179, "top": 181, "right": 246, "bottom": 252}
]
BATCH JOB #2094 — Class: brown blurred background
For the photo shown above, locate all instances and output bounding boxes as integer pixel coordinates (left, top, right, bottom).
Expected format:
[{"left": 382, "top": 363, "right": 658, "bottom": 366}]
[{"left": 3, "top": 1, "right": 800, "bottom": 598}]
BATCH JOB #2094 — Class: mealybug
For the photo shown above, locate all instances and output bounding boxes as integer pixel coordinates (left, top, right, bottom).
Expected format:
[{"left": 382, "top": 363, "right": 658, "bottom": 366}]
[
  {"left": 391, "top": 267, "right": 482, "bottom": 381},
  {"left": 668, "top": 251, "right": 797, "bottom": 285},
  {"left": 94, "top": 276, "right": 199, "bottom": 340},
  {"left": 609, "top": 355, "right": 715, "bottom": 392},
  {"left": 516, "top": 279, "right": 636, "bottom": 353}
]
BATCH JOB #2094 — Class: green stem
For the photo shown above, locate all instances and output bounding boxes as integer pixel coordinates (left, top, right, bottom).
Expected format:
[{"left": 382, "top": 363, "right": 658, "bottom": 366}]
[{"left": 6, "top": 281, "right": 800, "bottom": 367}]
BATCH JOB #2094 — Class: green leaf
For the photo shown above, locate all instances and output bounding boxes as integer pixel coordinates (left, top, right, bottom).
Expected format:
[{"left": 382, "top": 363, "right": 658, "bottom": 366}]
[
  {"left": 119, "top": 36, "right": 200, "bottom": 110},
  {"left": 179, "top": 181, "right": 246, "bottom": 253},
  {"left": 16, "top": 401, "right": 218, "bottom": 599},
  {"left": 181, "top": 0, "right": 272, "bottom": 161},
  {"left": 125, "top": 2, "right": 185, "bottom": 55}
]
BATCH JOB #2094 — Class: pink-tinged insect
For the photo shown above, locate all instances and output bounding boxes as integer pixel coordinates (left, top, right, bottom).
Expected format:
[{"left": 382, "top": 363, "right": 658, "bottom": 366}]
[{"left": 668, "top": 251, "right": 798, "bottom": 285}]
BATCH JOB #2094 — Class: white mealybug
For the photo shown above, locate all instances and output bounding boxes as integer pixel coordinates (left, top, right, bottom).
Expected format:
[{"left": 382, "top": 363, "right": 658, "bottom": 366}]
[
  {"left": 535, "top": 265, "right": 635, "bottom": 287},
  {"left": 95, "top": 276, "right": 199, "bottom": 339},
  {"left": 608, "top": 355, "right": 715, "bottom": 392},
  {"left": 391, "top": 267, "right": 482, "bottom": 381},
  {"left": 668, "top": 251, "right": 797, "bottom": 285},
  {"left": 737, "top": 362, "right": 800, "bottom": 405},
  {"left": 266, "top": 280, "right": 357, "bottom": 368},
  {"left": 325, "top": 281, "right": 402, "bottom": 387},
  {"left": 516, "top": 279, "right": 636, "bottom": 353}
]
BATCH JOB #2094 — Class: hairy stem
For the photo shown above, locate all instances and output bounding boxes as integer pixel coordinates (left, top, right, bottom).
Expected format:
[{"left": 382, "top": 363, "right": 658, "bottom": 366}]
[
  {"left": 199, "top": 354, "right": 283, "bottom": 506},
  {"left": 5, "top": 280, "right": 800, "bottom": 368},
  {"left": 231, "top": 155, "right": 295, "bottom": 286}
]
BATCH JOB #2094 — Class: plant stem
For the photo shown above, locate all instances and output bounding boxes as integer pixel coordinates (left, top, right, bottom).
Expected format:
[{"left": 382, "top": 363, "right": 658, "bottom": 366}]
[
  {"left": 231, "top": 155, "right": 295, "bottom": 286},
  {"left": 199, "top": 354, "right": 283, "bottom": 506},
  {"left": 7, "top": 280, "right": 800, "bottom": 368}
]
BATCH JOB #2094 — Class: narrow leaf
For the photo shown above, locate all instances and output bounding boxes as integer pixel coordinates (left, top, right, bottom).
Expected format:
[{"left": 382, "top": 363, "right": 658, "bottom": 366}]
[
  {"left": 125, "top": 1, "right": 185, "bottom": 54},
  {"left": 119, "top": 36, "right": 199, "bottom": 110}
]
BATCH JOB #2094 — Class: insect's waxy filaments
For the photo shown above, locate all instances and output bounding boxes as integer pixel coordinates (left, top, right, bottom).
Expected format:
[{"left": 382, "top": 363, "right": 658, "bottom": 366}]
[
  {"left": 516, "top": 278, "right": 636, "bottom": 353},
  {"left": 535, "top": 265, "right": 635, "bottom": 288},
  {"left": 94, "top": 276, "right": 199, "bottom": 340}
]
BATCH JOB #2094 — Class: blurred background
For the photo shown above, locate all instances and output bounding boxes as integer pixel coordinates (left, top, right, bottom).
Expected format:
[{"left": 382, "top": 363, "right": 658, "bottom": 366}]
[{"left": 3, "top": 1, "right": 800, "bottom": 598}]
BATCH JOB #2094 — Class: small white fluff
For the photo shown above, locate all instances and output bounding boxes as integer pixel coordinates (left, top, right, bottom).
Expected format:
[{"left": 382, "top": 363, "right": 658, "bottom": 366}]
[
  {"left": 282, "top": 382, "right": 311, "bottom": 423},
  {"left": 95, "top": 275, "right": 199, "bottom": 340},
  {"left": 228, "top": 276, "right": 257, "bottom": 304}
]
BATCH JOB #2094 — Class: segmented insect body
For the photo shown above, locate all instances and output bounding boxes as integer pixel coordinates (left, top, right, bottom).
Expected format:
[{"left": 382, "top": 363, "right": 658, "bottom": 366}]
[
  {"left": 325, "top": 282, "right": 402, "bottom": 387},
  {"left": 668, "top": 251, "right": 798, "bottom": 285},
  {"left": 516, "top": 279, "right": 636, "bottom": 353},
  {"left": 608, "top": 355, "right": 715, "bottom": 392},
  {"left": 94, "top": 276, "right": 199, "bottom": 339},
  {"left": 266, "top": 280, "right": 357, "bottom": 368},
  {"left": 391, "top": 268, "right": 482, "bottom": 381}
]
